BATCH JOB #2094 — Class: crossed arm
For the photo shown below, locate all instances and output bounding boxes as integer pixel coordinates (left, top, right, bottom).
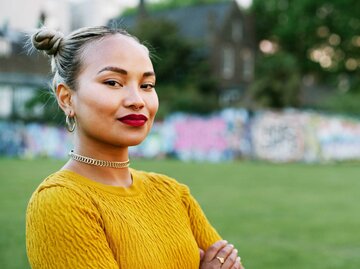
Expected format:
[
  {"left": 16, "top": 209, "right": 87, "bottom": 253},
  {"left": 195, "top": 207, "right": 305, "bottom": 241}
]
[
  {"left": 180, "top": 184, "right": 244, "bottom": 269},
  {"left": 200, "top": 240, "right": 244, "bottom": 269},
  {"left": 26, "top": 183, "right": 244, "bottom": 269}
]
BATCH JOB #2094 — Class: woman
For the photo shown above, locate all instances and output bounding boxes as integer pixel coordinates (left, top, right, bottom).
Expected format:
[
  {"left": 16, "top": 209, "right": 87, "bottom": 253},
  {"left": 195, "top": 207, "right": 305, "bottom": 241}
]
[{"left": 26, "top": 26, "right": 244, "bottom": 269}]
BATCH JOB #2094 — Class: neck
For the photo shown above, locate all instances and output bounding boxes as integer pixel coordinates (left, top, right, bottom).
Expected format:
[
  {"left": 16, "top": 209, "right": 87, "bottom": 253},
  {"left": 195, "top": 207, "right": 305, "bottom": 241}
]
[
  {"left": 69, "top": 150, "right": 129, "bottom": 168},
  {"left": 64, "top": 161, "right": 133, "bottom": 187},
  {"left": 73, "top": 132, "right": 130, "bottom": 162},
  {"left": 63, "top": 133, "right": 133, "bottom": 187}
]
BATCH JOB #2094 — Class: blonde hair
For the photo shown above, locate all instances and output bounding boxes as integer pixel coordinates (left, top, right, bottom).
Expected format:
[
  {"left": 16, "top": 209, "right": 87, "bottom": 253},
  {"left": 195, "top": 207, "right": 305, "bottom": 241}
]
[{"left": 30, "top": 26, "right": 140, "bottom": 93}]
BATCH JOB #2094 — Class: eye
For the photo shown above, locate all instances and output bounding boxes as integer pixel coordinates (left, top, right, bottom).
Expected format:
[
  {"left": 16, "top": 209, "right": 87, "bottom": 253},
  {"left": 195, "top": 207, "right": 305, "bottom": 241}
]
[
  {"left": 140, "top": 83, "right": 155, "bottom": 91},
  {"left": 104, "top": 80, "right": 122, "bottom": 87}
]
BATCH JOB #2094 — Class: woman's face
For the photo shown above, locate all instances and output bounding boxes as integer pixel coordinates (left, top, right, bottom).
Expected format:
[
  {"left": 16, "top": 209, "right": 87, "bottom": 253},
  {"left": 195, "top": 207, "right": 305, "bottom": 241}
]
[{"left": 71, "top": 34, "right": 158, "bottom": 148}]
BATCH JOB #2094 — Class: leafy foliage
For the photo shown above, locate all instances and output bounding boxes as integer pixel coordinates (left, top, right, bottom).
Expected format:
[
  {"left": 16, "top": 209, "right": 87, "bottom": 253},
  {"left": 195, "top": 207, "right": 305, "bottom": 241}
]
[
  {"left": 249, "top": 52, "right": 301, "bottom": 108},
  {"left": 251, "top": 0, "right": 360, "bottom": 111},
  {"left": 122, "top": 0, "right": 229, "bottom": 16},
  {"left": 25, "top": 89, "right": 64, "bottom": 124},
  {"left": 131, "top": 18, "right": 219, "bottom": 117}
]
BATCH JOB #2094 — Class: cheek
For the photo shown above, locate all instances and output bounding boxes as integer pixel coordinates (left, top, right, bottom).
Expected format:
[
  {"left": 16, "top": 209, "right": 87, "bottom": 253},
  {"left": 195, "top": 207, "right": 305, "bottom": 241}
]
[
  {"left": 75, "top": 87, "right": 118, "bottom": 115},
  {"left": 148, "top": 92, "right": 159, "bottom": 117}
]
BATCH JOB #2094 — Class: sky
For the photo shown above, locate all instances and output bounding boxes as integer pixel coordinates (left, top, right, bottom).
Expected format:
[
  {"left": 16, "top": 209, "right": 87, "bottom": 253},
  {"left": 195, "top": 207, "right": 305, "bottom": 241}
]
[
  {"left": 0, "top": 0, "right": 252, "bottom": 33},
  {"left": 68, "top": 0, "right": 252, "bottom": 9}
]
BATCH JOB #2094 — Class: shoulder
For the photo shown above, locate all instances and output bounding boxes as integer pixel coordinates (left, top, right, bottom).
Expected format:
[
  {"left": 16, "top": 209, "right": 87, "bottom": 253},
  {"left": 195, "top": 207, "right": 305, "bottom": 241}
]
[
  {"left": 28, "top": 170, "right": 93, "bottom": 210},
  {"left": 132, "top": 168, "right": 190, "bottom": 196},
  {"left": 132, "top": 168, "right": 185, "bottom": 188},
  {"left": 34, "top": 170, "right": 82, "bottom": 191}
]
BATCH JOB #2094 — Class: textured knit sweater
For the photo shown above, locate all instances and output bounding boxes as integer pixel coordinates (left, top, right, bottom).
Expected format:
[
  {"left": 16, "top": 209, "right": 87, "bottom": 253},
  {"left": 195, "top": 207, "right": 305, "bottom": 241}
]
[{"left": 26, "top": 168, "right": 221, "bottom": 269}]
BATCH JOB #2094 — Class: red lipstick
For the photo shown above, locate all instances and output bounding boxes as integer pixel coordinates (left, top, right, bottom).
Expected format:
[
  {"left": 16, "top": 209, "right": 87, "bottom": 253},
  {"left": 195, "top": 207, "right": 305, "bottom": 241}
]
[{"left": 118, "top": 114, "right": 148, "bottom": 127}]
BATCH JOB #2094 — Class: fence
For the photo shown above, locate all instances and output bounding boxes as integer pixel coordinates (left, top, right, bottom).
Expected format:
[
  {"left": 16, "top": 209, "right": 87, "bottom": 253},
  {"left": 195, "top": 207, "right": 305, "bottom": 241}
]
[{"left": 1, "top": 109, "right": 360, "bottom": 163}]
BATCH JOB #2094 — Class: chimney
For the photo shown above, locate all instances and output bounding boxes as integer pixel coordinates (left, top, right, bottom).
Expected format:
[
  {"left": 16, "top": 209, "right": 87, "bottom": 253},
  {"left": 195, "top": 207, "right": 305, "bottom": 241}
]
[{"left": 138, "top": 0, "right": 147, "bottom": 19}]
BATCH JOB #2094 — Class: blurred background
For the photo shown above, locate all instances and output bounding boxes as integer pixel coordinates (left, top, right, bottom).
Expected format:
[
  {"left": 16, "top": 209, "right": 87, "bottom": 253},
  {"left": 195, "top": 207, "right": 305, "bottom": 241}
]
[
  {"left": 0, "top": 0, "right": 359, "bottom": 268},
  {"left": 1, "top": 0, "right": 360, "bottom": 162}
]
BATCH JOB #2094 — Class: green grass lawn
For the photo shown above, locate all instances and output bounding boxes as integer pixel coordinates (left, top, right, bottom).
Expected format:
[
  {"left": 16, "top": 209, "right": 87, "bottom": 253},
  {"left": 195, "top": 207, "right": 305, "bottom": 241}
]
[{"left": 0, "top": 158, "right": 359, "bottom": 269}]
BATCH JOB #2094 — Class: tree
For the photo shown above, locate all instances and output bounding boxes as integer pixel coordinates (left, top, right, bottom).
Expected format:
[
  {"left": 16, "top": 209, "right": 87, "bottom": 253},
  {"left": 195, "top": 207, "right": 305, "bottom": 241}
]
[
  {"left": 251, "top": 0, "right": 360, "bottom": 111},
  {"left": 249, "top": 52, "right": 301, "bottom": 108},
  {"left": 122, "top": 0, "right": 229, "bottom": 15},
  {"left": 131, "top": 18, "right": 219, "bottom": 117},
  {"left": 25, "top": 88, "right": 64, "bottom": 124}
]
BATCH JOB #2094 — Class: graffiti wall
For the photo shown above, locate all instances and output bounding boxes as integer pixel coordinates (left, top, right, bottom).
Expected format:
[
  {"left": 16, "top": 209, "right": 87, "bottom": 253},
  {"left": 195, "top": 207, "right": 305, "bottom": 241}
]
[
  {"left": 1, "top": 109, "right": 360, "bottom": 162},
  {"left": 251, "top": 111, "right": 306, "bottom": 162},
  {"left": 315, "top": 115, "right": 360, "bottom": 161},
  {"left": 0, "top": 121, "right": 72, "bottom": 159}
]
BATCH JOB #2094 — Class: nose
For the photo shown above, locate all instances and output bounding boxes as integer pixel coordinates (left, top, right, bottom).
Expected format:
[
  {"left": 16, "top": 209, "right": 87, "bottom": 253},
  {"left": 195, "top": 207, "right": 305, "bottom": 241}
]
[{"left": 123, "top": 85, "right": 145, "bottom": 111}]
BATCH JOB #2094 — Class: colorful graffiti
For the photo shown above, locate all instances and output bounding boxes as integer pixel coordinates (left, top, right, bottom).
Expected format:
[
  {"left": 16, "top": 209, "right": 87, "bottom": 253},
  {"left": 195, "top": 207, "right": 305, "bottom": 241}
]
[
  {"left": 251, "top": 111, "right": 306, "bottom": 162},
  {"left": 1, "top": 109, "right": 360, "bottom": 162},
  {"left": 315, "top": 116, "right": 360, "bottom": 161},
  {"left": 0, "top": 121, "right": 72, "bottom": 159},
  {"left": 172, "top": 115, "right": 229, "bottom": 161}
]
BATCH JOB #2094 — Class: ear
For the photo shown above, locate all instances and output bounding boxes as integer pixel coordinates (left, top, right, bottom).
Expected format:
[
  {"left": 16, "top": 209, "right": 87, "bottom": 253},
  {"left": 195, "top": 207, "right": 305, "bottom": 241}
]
[{"left": 56, "top": 83, "right": 74, "bottom": 116}]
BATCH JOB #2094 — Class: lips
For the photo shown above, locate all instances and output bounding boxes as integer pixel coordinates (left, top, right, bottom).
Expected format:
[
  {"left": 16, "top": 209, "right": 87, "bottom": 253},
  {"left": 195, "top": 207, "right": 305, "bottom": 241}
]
[{"left": 118, "top": 114, "right": 148, "bottom": 127}]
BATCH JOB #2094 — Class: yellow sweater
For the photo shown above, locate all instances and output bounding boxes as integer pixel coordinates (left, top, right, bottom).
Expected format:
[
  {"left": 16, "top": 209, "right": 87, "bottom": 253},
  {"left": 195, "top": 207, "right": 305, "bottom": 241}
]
[{"left": 26, "top": 169, "right": 221, "bottom": 269}]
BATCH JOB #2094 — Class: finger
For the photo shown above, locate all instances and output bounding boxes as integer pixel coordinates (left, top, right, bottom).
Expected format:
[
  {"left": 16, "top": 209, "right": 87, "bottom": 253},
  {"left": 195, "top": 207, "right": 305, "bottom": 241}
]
[
  {"left": 212, "top": 243, "right": 234, "bottom": 263},
  {"left": 221, "top": 248, "right": 238, "bottom": 269},
  {"left": 231, "top": 256, "right": 244, "bottom": 269},
  {"left": 199, "top": 248, "right": 205, "bottom": 261},
  {"left": 203, "top": 240, "right": 228, "bottom": 262}
]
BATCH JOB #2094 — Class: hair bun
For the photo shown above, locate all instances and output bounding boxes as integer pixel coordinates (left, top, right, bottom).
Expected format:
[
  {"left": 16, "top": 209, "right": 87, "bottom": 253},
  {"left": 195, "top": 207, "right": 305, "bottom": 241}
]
[{"left": 32, "top": 28, "right": 64, "bottom": 56}]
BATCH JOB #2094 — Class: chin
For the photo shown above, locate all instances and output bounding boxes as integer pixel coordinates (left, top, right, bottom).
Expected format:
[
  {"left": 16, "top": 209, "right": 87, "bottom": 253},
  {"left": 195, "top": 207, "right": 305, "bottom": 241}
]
[
  {"left": 126, "top": 139, "right": 144, "bottom": 147},
  {"left": 104, "top": 127, "right": 151, "bottom": 147},
  {"left": 116, "top": 135, "right": 147, "bottom": 147}
]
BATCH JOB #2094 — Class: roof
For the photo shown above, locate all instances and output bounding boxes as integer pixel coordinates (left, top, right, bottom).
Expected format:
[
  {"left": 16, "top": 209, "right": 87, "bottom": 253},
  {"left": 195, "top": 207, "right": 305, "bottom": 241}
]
[
  {"left": 0, "top": 28, "right": 50, "bottom": 84},
  {"left": 112, "top": 2, "right": 234, "bottom": 41}
]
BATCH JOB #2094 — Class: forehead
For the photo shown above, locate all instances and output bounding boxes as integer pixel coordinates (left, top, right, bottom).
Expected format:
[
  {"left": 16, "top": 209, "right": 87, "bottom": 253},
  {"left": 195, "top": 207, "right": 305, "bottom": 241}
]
[{"left": 80, "top": 34, "right": 153, "bottom": 72}]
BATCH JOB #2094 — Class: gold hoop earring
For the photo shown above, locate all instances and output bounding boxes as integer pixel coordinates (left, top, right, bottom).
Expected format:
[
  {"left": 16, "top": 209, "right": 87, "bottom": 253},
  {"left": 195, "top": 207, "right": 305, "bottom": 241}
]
[{"left": 65, "top": 115, "right": 76, "bottom": 132}]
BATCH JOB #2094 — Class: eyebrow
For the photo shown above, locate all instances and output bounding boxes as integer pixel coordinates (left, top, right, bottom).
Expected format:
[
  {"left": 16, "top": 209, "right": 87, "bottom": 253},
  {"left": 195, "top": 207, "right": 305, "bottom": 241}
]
[{"left": 97, "top": 66, "right": 155, "bottom": 78}]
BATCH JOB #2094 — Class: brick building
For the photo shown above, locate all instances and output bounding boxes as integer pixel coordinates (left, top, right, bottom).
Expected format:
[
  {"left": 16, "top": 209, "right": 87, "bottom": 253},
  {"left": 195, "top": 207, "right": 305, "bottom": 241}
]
[
  {"left": 112, "top": 0, "right": 256, "bottom": 106},
  {"left": 0, "top": 28, "right": 50, "bottom": 120}
]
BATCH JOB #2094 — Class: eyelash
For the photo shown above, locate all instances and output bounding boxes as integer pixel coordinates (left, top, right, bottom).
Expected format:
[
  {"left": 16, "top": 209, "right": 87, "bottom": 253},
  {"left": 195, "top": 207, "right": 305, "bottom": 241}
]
[
  {"left": 104, "top": 80, "right": 155, "bottom": 91},
  {"left": 104, "top": 80, "right": 122, "bottom": 87},
  {"left": 140, "top": 83, "right": 155, "bottom": 91}
]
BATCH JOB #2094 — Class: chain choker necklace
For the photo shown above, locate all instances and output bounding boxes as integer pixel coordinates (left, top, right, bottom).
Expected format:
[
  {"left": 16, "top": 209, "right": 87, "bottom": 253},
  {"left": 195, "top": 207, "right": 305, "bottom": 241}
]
[{"left": 69, "top": 150, "right": 130, "bottom": 169}]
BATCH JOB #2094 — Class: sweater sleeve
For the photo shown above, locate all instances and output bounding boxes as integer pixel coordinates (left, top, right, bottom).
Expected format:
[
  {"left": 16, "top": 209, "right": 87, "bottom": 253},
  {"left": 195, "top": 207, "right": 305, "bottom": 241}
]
[
  {"left": 180, "top": 184, "right": 222, "bottom": 251},
  {"left": 26, "top": 186, "right": 118, "bottom": 269}
]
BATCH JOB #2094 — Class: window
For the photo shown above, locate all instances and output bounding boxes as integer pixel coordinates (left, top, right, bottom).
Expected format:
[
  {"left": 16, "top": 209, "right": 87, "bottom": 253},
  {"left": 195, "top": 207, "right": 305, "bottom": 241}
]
[
  {"left": 222, "top": 45, "right": 235, "bottom": 79},
  {"left": 0, "top": 86, "right": 12, "bottom": 118},
  {"left": 242, "top": 48, "right": 254, "bottom": 81},
  {"left": 232, "top": 20, "right": 243, "bottom": 42},
  {"left": 0, "top": 38, "right": 12, "bottom": 58}
]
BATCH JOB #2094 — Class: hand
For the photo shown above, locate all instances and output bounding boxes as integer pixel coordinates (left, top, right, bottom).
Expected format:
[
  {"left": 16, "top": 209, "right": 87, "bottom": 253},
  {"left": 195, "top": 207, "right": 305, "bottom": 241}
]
[{"left": 199, "top": 240, "right": 244, "bottom": 269}]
